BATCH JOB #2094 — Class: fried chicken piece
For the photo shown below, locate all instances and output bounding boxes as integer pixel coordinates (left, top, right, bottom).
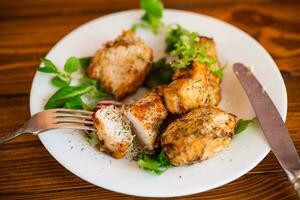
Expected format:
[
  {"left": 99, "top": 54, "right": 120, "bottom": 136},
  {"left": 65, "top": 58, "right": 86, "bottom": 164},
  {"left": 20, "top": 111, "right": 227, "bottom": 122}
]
[
  {"left": 94, "top": 105, "right": 133, "bottom": 158},
  {"left": 163, "top": 62, "right": 221, "bottom": 114},
  {"left": 87, "top": 30, "right": 153, "bottom": 99},
  {"left": 125, "top": 90, "right": 168, "bottom": 150},
  {"left": 161, "top": 106, "right": 236, "bottom": 166},
  {"left": 199, "top": 36, "right": 218, "bottom": 59}
]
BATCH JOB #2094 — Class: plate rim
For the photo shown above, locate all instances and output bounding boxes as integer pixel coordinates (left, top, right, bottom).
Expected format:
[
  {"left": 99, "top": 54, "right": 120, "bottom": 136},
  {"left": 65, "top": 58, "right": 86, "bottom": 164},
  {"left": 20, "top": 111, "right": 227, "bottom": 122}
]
[{"left": 29, "top": 9, "right": 288, "bottom": 197}]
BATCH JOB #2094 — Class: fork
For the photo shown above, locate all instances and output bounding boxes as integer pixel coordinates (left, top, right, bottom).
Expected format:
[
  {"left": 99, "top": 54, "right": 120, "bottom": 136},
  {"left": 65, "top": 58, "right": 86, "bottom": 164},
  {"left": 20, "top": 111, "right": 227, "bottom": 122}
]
[{"left": 0, "top": 109, "right": 96, "bottom": 145}]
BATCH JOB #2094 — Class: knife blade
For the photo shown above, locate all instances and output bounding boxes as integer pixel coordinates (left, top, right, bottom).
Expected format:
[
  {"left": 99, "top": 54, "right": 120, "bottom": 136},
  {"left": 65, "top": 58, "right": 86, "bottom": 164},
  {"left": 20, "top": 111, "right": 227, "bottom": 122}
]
[{"left": 233, "top": 63, "right": 300, "bottom": 173}]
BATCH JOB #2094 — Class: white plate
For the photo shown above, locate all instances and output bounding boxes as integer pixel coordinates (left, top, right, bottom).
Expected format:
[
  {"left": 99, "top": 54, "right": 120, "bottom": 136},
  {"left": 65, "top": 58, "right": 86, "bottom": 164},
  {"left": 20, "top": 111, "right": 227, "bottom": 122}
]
[{"left": 30, "top": 9, "right": 287, "bottom": 197}]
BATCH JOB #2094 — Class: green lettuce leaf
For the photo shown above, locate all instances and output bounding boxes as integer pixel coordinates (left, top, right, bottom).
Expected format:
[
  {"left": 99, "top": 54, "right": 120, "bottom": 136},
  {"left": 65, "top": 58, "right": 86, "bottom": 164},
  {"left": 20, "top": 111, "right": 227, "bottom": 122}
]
[
  {"left": 138, "top": 149, "right": 172, "bottom": 175},
  {"left": 235, "top": 117, "right": 257, "bottom": 135},
  {"left": 44, "top": 85, "right": 93, "bottom": 109}
]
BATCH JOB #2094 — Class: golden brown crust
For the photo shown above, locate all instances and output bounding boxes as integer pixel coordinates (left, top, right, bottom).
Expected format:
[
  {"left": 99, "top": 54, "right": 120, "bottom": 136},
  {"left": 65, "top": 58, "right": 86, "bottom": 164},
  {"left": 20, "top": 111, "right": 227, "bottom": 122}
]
[
  {"left": 128, "top": 91, "right": 167, "bottom": 129},
  {"left": 87, "top": 30, "right": 153, "bottom": 99},
  {"left": 152, "top": 85, "right": 167, "bottom": 97},
  {"left": 161, "top": 106, "right": 236, "bottom": 166},
  {"left": 99, "top": 139, "right": 131, "bottom": 159},
  {"left": 94, "top": 106, "right": 133, "bottom": 159},
  {"left": 163, "top": 62, "right": 221, "bottom": 114},
  {"left": 125, "top": 90, "right": 168, "bottom": 150},
  {"left": 199, "top": 36, "right": 218, "bottom": 59}
]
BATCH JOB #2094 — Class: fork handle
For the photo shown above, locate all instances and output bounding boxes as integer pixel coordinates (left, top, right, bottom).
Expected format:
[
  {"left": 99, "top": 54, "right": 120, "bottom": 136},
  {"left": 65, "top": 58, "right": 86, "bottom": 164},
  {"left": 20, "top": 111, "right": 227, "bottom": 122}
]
[{"left": 0, "top": 128, "right": 26, "bottom": 145}]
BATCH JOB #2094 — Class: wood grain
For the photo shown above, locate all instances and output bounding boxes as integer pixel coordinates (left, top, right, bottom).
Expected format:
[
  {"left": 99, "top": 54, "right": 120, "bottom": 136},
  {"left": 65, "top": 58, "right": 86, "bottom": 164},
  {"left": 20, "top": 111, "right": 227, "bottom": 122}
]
[
  {"left": 0, "top": 0, "right": 300, "bottom": 199},
  {"left": 1, "top": 2, "right": 300, "bottom": 95},
  {"left": 0, "top": 174, "right": 297, "bottom": 200}
]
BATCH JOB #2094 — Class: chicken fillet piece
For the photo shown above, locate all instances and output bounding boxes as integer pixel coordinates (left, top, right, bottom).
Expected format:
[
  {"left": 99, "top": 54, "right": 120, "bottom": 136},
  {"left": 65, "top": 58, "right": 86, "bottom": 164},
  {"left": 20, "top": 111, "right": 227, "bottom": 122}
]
[
  {"left": 161, "top": 106, "right": 236, "bottom": 166},
  {"left": 125, "top": 90, "right": 168, "bottom": 150},
  {"left": 163, "top": 62, "right": 221, "bottom": 114},
  {"left": 199, "top": 36, "right": 218, "bottom": 59},
  {"left": 87, "top": 30, "right": 153, "bottom": 99},
  {"left": 94, "top": 105, "right": 133, "bottom": 158}
]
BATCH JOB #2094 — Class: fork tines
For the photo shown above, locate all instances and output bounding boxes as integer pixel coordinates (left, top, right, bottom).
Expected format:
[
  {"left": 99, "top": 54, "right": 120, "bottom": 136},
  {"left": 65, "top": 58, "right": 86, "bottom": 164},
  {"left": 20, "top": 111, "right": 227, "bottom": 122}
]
[
  {"left": 52, "top": 108, "right": 93, "bottom": 115},
  {"left": 51, "top": 109, "right": 96, "bottom": 131}
]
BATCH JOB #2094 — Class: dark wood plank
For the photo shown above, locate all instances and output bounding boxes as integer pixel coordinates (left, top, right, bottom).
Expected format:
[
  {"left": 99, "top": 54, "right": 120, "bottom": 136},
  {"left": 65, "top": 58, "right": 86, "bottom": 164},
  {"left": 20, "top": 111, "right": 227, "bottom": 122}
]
[
  {"left": 0, "top": 173, "right": 296, "bottom": 200},
  {"left": 0, "top": 0, "right": 298, "bottom": 19},
  {"left": 0, "top": 96, "right": 30, "bottom": 134},
  {"left": 0, "top": 3, "right": 300, "bottom": 95},
  {"left": 0, "top": 0, "right": 300, "bottom": 199}
]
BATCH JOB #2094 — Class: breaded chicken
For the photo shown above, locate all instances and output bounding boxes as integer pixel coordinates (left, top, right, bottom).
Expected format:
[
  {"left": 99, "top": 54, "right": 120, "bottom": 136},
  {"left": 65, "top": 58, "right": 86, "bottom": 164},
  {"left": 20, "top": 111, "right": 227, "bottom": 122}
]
[
  {"left": 87, "top": 30, "right": 153, "bottom": 99},
  {"left": 161, "top": 106, "right": 236, "bottom": 166},
  {"left": 199, "top": 36, "right": 223, "bottom": 72},
  {"left": 125, "top": 90, "right": 168, "bottom": 150},
  {"left": 199, "top": 36, "right": 218, "bottom": 59},
  {"left": 94, "top": 105, "right": 133, "bottom": 158},
  {"left": 163, "top": 62, "right": 221, "bottom": 114}
]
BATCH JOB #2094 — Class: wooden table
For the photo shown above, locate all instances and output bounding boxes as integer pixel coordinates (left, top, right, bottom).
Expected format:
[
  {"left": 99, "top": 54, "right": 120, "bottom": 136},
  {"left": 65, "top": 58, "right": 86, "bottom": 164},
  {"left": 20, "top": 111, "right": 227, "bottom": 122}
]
[{"left": 0, "top": 0, "right": 299, "bottom": 199}]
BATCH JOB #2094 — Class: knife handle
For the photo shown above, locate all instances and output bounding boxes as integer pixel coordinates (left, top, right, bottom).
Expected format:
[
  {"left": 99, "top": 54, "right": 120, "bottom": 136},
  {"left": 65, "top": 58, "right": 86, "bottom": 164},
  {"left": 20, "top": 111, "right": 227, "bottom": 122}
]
[
  {"left": 292, "top": 178, "right": 300, "bottom": 197},
  {"left": 286, "top": 169, "right": 300, "bottom": 197}
]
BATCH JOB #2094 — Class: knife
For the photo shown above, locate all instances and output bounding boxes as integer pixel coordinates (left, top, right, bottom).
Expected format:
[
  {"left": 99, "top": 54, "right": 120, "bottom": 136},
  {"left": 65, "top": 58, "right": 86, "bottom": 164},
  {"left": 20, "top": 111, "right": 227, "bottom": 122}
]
[{"left": 233, "top": 63, "right": 300, "bottom": 197}]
